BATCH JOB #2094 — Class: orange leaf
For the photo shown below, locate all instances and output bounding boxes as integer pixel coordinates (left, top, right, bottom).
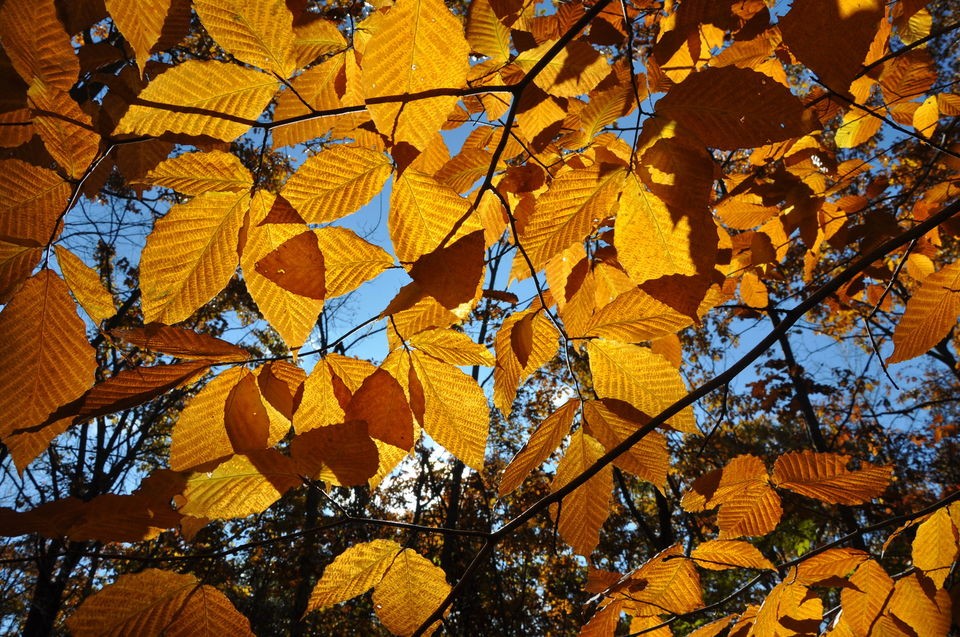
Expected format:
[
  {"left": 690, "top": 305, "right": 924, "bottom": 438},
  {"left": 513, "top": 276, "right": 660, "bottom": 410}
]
[
  {"left": 550, "top": 429, "right": 612, "bottom": 556},
  {"left": 345, "top": 368, "right": 415, "bottom": 451},
  {"left": 112, "top": 324, "right": 249, "bottom": 361},
  {"left": 291, "top": 421, "right": 379, "bottom": 486},
  {"left": 255, "top": 230, "right": 326, "bottom": 300},
  {"left": 888, "top": 260, "right": 960, "bottom": 364},
  {"left": 689, "top": 540, "right": 775, "bottom": 572},
  {"left": 911, "top": 507, "right": 959, "bottom": 588},
  {"left": 499, "top": 398, "right": 577, "bottom": 496},
  {"left": 771, "top": 450, "right": 892, "bottom": 505}
]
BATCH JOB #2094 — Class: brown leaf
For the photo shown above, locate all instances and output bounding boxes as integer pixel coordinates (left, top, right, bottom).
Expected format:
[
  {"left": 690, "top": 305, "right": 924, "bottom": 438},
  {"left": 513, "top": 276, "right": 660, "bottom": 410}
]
[
  {"left": 345, "top": 369, "right": 415, "bottom": 451},
  {"left": 255, "top": 230, "right": 326, "bottom": 300},
  {"left": 113, "top": 324, "right": 249, "bottom": 361}
]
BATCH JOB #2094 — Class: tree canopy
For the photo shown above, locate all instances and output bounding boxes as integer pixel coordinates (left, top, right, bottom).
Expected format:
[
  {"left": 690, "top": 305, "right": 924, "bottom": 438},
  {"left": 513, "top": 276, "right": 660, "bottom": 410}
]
[{"left": 0, "top": 0, "right": 959, "bottom": 635}]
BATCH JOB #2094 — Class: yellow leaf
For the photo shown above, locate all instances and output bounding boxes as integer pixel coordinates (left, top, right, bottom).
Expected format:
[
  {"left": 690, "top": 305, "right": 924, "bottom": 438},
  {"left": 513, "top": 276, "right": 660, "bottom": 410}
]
[
  {"left": 105, "top": 0, "right": 173, "bottom": 75},
  {"left": 795, "top": 547, "right": 870, "bottom": 586},
  {"left": 550, "top": 429, "right": 612, "bottom": 556},
  {"left": 912, "top": 507, "right": 959, "bottom": 588},
  {"left": 897, "top": 8, "right": 932, "bottom": 44},
  {"left": 255, "top": 230, "right": 326, "bottom": 299},
  {"left": 581, "top": 400, "right": 668, "bottom": 490},
  {"left": 362, "top": 0, "right": 469, "bottom": 150},
  {"left": 177, "top": 449, "right": 300, "bottom": 519},
  {"left": 240, "top": 191, "right": 323, "bottom": 349},
  {"left": 112, "top": 324, "right": 249, "bottom": 361},
  {"left": 170, "top": 367, "right": 243, "bottom": 471},
  {"left": 620, "top": 545, "right": 702, "bottom": 617},
  {"left": 372, "top": 548, "right": 451, "bottom": 637},
  {"left": 888, "top": 572, "right": 952, "bottom": 637},
  {"left": 771, "top": 450, "right": 892, "bottom": 505},
  {"left": 293, "top": 359, "right": 347, "bottom": 434},
  {"left": 272, "top": 54, "right": 345, "bottom": 148},
  {"left": 515, "top": 39, "right": 610, "bottom": 98},
  {"left": 314, "top": 226, "right": 394, "bottom": 298},
  {"left": 0, "top": 0, "right": 78, "bottom": 91},
  {"left": 686, "top": 615, "right": 735, "bottom": 637},
  {"left": 0, "top": 159, "right": 70, "bottom": 246},
  {"left": 0, "top": 271, "right": 95, "bottom": 443},
  {"left": 521, "top": 164, "right": 624, "bottom": 270},
  {"left": 835, "top": 107, "right": 883, "bottom": 149},
  {"left": 410, "top": 350, "right": 488, "bottom": 470},
  {"left": 913, "top": 95, "right": 939, "bottom": 138},
  {"left": 493, "top": 307, "right": 559, "bottom": 417},
  {"left": 889, "top": 260, "right": 960, "bottom": 364},
  {"left": 67, "top": 569, "right": 253, "bottom": 637},
  {"left": 140, "top": 191, "right": 248, "bottom": 324},
  {"left": 307, "top": 539, "right": 401, "bottom": 611},
  {"left": 587, "top": 339, "right": 696, "bottom": 433},
  {"left": 582, "top": 287, "right": 693, "bottom": 342},
  {"left": 0, "top": 239, "right": 41, "bottom": 303},
  {"left": 389, "top": 170, "right": 480, "bottom": 264},
  {"left": 141, "top": 150, "right": 253, "bottom": 196},
  {"left": 115, "top": 60, "right": 278, "bottom": 141},
  {"left": 408, "top": 327, "right": 495, "bottom": 367},
  {"left": 194, "top": 0, "right": 296, "bottom": 77},
  {"left": 753, "top": 580, "right": 822, "bottom": 637},
  {"left": 28, "top": 83, "right": 100, "bottom": 180},
  {"left": 281, "top": 146, "right": 391, "bottom": 223},
  {"left": 499, "top": 398, "right": 577, "bottom": 496},
  {"left": 466, "top": 0, "right": 511, "bottom": 62},
  {"left": 689, "top": 540, "right": 775, "bottom": 571},
  {"left": 54, "top": 246, "right": 116, "bottom": 324},
  {"left": 292, "top": 16, "right": 346, "bottom": 68}
]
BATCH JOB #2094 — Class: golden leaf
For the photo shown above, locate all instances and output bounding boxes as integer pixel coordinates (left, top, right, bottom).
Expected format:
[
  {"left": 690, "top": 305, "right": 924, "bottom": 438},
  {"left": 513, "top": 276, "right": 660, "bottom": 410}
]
[
  {"left": 410, "top": 350, "right": 488, "bottom": 470},
  {"left": 346, "top": 368, "right": 415, "bottom": 451},
  {"left": 752, "top": 580, "right": 822, "bottom": 637},
  {"left": 913, "top": 95, "right": 939, "bottom": 138},
  {"left": 255, "top": 230, "right": 326, "bottom": 300},
  {"left": 307, "top": 539, "right": 401, "bottom": 611},
  {"left": 240, "top": 191, "right": 323, "bottom": 349},
  {"left": 515, "top": 39, "right": 610, "bottom": 98},
  {"left": 293, "top": 359, "right": 347, "bottom": 434},
  {"left": 620, "top": 545, "right": 702, "bottom": 617},
  {"left": 835, "top": 108, "right": 883, "bottom": 149},
  {"left": 272, "top": 54, "right": 345, "bottom": 148},
  {"left": 389, "top": 170, "right": 480, "bottom": 264},
  {"left": 587, "top": 339, "right": 696, "bottom": 433},
  {"left": 372, "top": 548, "right": 451, "bottom": 637},
  {"left": 408, "top": 327, "right": 495, "bottom": 367},
  {"left": 362, "top": 0, "right": 469, "bottom": 150},
  {"left": 499, "top": 398, "right": 577, "bottom": 496},
  {"left": 550, "top": 429, "right": 612, "bottom": 556},
  {"left": 0, "top": 271, "right": 95, "bottom": 443},
  {"left": 115, "top": 60, "right": 278, "bottom": 141},
  {"left": 889, "top": 260, "right": 960, "bottom": 364},
  {"left": 0, "top": 159, "right": 70, "bottom": 246},
  {"left": 28, "top": 83, "right": 100, "bottom": 180},
  {"left": 656, "top": 67, "right": 818, "bottom": 149},
  {"left": 888, "top": 572, "right": 952, "bottom": 637},
  {"left": 140, "top": 150, "right": 253, "bottom": 196},
  {"left": 493, "top": 307, "right": 559, "bottom": 417},
  {"left": 223, "top": 371, "right": 271, "bottom": 453},
  {"left": 256, "top": 360, "right": 304, "bottom": 421},
  {"left": 682, "top": 455, "right": 781, "bottom": 539},
  {"left": 313, "top": 226, "right": 394, "bottom": 299},
  {"left": 582, "top": 400, "right": 669, "bottom": 490},
  {"left": 170, "top": 367, "right": 244, "bottom": 471},
  {"left": 68, "top": 569, "right": 252, "bottom": 636},
  {"left": 112, "top": 324, "right": 249, "bottom": 362},
  {"left": 291, "top": 421, "right": 379, "bottom": 485},
  {"left": 0, "top": 239, "right": 41, "bottom": 303},
  {"left": 194, "top": 0, "right": 296, "bottom": 77},
  {"left": 54, "top": 246, "right": 116, "bottom": 324},
  {"left": 104, "top": 0, "right": 174, "bottom": 75},
  {"left": 0, "top": 0, "right": 79, "bottom": 91},
  {"left": 281, "top": 146, "right": 391, "bottom": 223},
  {"left": 911, "top": 507, "right": 959, "bottom": 588},
  {"left": 771, "top": 450, "right": 892, "bottom": 505},
  {"left": 466, "top": 0, "right": 511, "bottom": 62},
  {"left": 690, "top": 540, "right": 775, "bottom": 571},
  {"left": 77, "top": 362, "right": 209, "bottom": 425},
  {"left": 177, "top": 449, "right": 300, "bottom": 519},
  {"left": 140, "top": 191, "right": 248, "bottom": 324},
  {"left": 520, "top": 164, "right": 624, "bottom": 270},
  {"left": 582, "top": 286, "right": 693, "bottom": 342},
  {"left": 795, "top": 547, "right": 870, "bottom": 586},
  {"left": 292, "top": 16, "right": 347, "bottom": 68}
]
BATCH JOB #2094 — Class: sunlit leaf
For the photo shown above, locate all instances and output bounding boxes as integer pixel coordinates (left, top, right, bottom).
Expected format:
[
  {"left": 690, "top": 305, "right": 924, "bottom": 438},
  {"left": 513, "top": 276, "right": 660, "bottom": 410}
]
[
  {"left": 55, "top": 246, "right": 116, "bottom": 324},
  {"left": 494, "top": 306, "right": 559, "bottom": 417},
  {"left": 771, "top": 451, "right": 893, "bottom": 505},
  {"left": 372, "top": 547, "right": 451, "bottom": 637},
  {"left": 105, "top": 0, "right": 174, "bottom": 75},
  {"left": 0, "top": 0, "right": 79, "bottom": 91},
  {"left": 581, "top": 400, "right": 668, "bottom": 490},
  {"left": 550, "top": 429, "right": 612, "bottom": 556},
  {"left": 194, "top": 0, "right": 296, "bottom": 77},
  {"left": 307, "top": 539, "right": 401, "bottom": 611},
  {"left": 140, "top": 150, "right": 253, "bottom": 196},
  {"left": 0, "top": 160, "right": 70, "bottom": 246},
  {"left": 620, "top": 545, "right": 703, "bottom": 617},
  {"left": 888, "top": 573, "right": 952, "bottom": 637},
  {"left": 281, "top": 146, "right": 391, "bottom": 223},
  {"left": 255, "top": 230, "right": 326, "bottom": 300},
  {"left": 408, "top": 328, "right": 494, "bottom": 367},
  {"left": 690, "top": 540, "right": 775, "bottom": 572},
  {"left": 112, "top": 324, "right": 249, "bottom": 361},
  {"left": 889, "top": 260, "right": 960, "bottom": 364},
  {"left": 499, "top": 398, "right": 576, "bottom": 496},
  {"left": 911, "top": 507, "right": 959, "bottom": 588}
]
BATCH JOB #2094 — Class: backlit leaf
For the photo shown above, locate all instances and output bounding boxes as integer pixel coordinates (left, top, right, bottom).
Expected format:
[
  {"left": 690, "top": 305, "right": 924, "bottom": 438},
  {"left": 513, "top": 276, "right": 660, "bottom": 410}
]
[
  {"left": 409, "top": 327, "right": 494, "bottom": 367},
  {"left": 466, "top": 0, "right": 511, "bottom": 62},
  {"left": 314, "top": 226, "right": 394, "bottom": 298},
  {"left": 0, "top": 160, "right": 70, "bottom": 246},
  {"left": 281, "top": 146, "right": 391, "bottom": 224},
  {"left": 389, "top": 170, "right": 479, "bottom": 264},
  {"left": 194, "top": 0, "right": 296, "bottom": 77},
  {"left": 771, "top": 451, "right": 893, "bottom": 505},
  {"left": 587, "top": 339, "right": 696, "bottom": 433},
  {"left": 582, "top": 287, "right": 693, "bottom": 342},
  {"left": 55, "top": 246, "right": 116, "bottom": 324},
  {"left": 0, "top": 240, "right": 41, "bottom": 303},
  {"left": 307, "top": 539, "right": 401, "bottom": 611},
  {"left": 115, "top": 61, "right": 278, "bottom": 141},
  {"left": 140, "top": 191, "right": 248, "bottom": 324},
  {"left": 911, "top": 507, "right": 958, "bottom": 588},
  {"left": 0, "top": 0, "right": 78, "bottom": 91},
  {"left": 140, "top": 150, "right": 253, "bottom": 196},
  {"left": 550, "top": 429, "right": 612, "bottom": 556},
  {"left": 752, "top": 580, "right": 822, "bottom": 637},
  {"left": 515, "top": 39, "right": 610, "bottom": 98},
  {"left": 493, "top": 307, "right": 559, "bottom": 417},
  {"left": 105, "top": 0, "right": 174, "bottom": 75},
  {"left": 345, "top": 369, "right": 414, "bottom": 450},
  {"left": 291, "top": 421, "right": 379, "bottom": 485},
  {"left": 293, "top": 360, "right": 347, "bottom": 434},
  {"left": 77, "top": 361, "right": 209, "bottom": 424},
  {"left": 67, "top": 569, "right": 253, "bottom": 637},
  {"left": 362, "top": 0, "right": 470, "bottom": 150},
  {"left": 28, "top": 83, "right": 100, "bottom": 179},
  {"left": 621, "top": 545, "right": 703, "bottom": 616},
  {"left": 170, "top": 367, "right": 243, "bottom": 471},
  {"left": 888, "top": 573, "right": 952, "bottom": 637},
  {"left": 500, "top": 398, "right": 577, "bottom": 496},
  {"left": 889, "top": 260, "right": 960, "bottom": 364},
  {"left": 255, "top": 230, "right": 326, "bottom": 300},
  {"left": 581, "top": 400, "right": 669, "bottom": 490},
  {"left": 372, "top": 548, "right": 451, "bottom": 637},
  {"left": 112, "top": 324, "right": 249, "bottom": 361},
  {"left": 292, "top": 17, "right": 346, "bottom": 68},
  {"left": 690, "top": 540, "right": 776, "bottom": 571},
  {"left": 795, "top": 548, "right": 870, "bottom": 586}
]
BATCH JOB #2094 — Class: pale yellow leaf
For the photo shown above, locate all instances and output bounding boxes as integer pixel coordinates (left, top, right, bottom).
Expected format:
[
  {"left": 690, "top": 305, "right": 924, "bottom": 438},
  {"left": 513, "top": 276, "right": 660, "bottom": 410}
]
[
  {"left": 372, "top": 548, "right": 451, "bottom": 637},
  {"left": 177, "top": 449, "right": 300, "bottom": 519},
  {"left": 771, "top": 450, "right": 893, "bottom": 505},
  {"left": 307, "top": 539, "right": 401, "bottom": 611},
  {"left": 282, "top": 146, "right": 390, "bottom": 223},
  {"left": 690, "top": 540, "right": 775, "bottom": 571},
  {"left": 913, "top": 95, "right": 939, "bottom": 138},
  {"left": 240, "top": 191, "right": 323, "bottom": 349},
  {"left": 194, "top": 0, "right": 296, "bottom": 77},
  {"left": 889, "top": 260, "right": 960, "bottom": 363},
  {"left": 911, "top": 507, "right": 959, "bottom": 588},
  {"left": 292, "top": 360, "right": 346, "bottom": 434},
  {"left": 141, "top": 191, "right": 248, "bottom": 324},
  {"left": 140, "top": 150, "right": 253, "bottom": 196},
  {"left": 835, "top": 108, "right": 883, "bottom": 148},
  {"left": 550, "top": 429, "right": 612, "bottom": 556},
  {"left": 105, "top": 0, "right": 173, "bottom": 75},
  {"left": 0, "top": 271, "right": 95, "bottom": 443},
  {"left": 587, "top": 339, "right": 696, "bottom": 433},
  {"left": 362, "top": 0, "right": 469, "bottom": 150},
  {"left": 499, "top": 398, "right": 577, "bottom": 496},
  {"left": 521, "top": 165, "right": 624, "bottom": 270},
  {"left": 493, "top": 307, "right": 559, "bottom": 417},
  {"left": 408, "top": 327, "right": 495, "bottom": 367},
  {"left": 411, "top": 350, "right": 488, "bottom": 471},
  {"left": 115, "top": 61, "right": 278, "bottom": 141},
  {"left": 0, "top": 160, "right": 70, "bottom": 246},
  {"left": 55, "top": 246, "right": 116, "bottom": 324},
  {"left": 67, "top": 569, "right": 253, "bottom": 637},
  {"left": 897, "top": 7, "right": 932, "bottom": 44},
  {"left": 0, "top": 0, "right": 78, "bottom": 91}
]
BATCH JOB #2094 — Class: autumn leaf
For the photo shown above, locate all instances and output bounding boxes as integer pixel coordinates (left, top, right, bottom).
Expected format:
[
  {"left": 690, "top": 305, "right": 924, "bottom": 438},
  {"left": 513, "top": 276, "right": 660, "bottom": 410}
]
[
  {"left": 255, "top": 230, "right": 327, "bottom": 300},
  {"left": 618, "top": 545, "right": 703, "bottom": 617},
  {"left": 112, "top": 324, "right": 249, "bottom": 362},
  {"left": 911, "top": 507, "right": 959, "bottom": 588},
  {"left": 105, "top": 0, "right": 175, "bottom": 76},
  {"left": 372, "top": 548, "right": 451, "bottom": 636},
  {"left": 194, "top": 0, "right": 296, "bottom": 77},
  {"left": 888, "top": 260, "right": 960, "bottom": 364},
  {"left": 55, "top": 246, "right": 116, "bottom": 324},
  {"left": 690, "top": 540, "right": 776, "bottom": 571},
  {"left": 550, "top": 429, "right": 612, "bottom": 556},
  {"left": 307, "top": 539, "right": 401, "bottom": 611},
  {"left": 500, "top": 398, "right": 577, "bottom": 496},
  {"left": 0, "top": 160, "right": 70, "bottom": 247},
  {"left": 0, "top": 0, "right": 78, "bottom": 91},
  {"left": 140, "top": 150, "right": 253, "bottom": 196},
  {"left": 281, "top": 146, "right": 391, "bottom": 223},
  {"left": 771, "top": 450, "right": 892, "bottom": 505}
]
